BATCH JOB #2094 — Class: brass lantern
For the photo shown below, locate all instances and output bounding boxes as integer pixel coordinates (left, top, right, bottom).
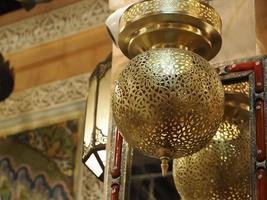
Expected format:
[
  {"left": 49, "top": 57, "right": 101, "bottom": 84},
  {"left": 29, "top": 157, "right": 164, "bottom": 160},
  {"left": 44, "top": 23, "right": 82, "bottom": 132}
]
[
  {"left": 112, "top": 0, "right": 224, "bottom": 175},
  {"left": 173, "top": 83, "right": 252, "bottom": 200},
  {"left": 83, "top": 54, "right": 112, "bottom": 181}
]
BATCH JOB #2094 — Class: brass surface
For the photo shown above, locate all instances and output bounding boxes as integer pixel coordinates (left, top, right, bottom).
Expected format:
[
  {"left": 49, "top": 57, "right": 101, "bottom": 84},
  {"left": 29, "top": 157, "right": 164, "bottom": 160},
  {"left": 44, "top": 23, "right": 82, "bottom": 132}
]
[
  {"left": 173, "top": 82, "right": 252, "bottom": 200},
  {"left": 224, "top": 82, "right": 250, "bottom": 96},
  {"left": 118, "top": 0, "right": 222, "bottom": 60},
  {"left": 112, "top": 48, "right": 224, "bottom": 161}
]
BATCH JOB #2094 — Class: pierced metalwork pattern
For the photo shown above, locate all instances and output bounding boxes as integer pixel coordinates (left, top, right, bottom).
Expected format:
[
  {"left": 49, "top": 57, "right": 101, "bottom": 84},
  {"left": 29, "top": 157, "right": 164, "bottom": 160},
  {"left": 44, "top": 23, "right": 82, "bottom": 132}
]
[
  {"left": 173, "top": 83, "right": 252, "bottom": 200},
  {"left": 224, "top": 82, "right": 250, "bottom": 96},
  {"left": 95, "top": 128, "right": 107, "bottom": 146},
  {"left": 120, "top": 0, "right": 221, "bottom": 33},
  {"left": 112, "top": 48, "right": 224, "bottom": 160}
]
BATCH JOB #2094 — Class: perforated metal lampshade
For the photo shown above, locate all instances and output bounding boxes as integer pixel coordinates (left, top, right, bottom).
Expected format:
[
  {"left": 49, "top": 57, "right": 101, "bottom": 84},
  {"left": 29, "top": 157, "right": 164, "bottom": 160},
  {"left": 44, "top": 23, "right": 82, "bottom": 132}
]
[
  {"left": 112, "top": 48, "right": 224, "bottom": 169},
  {"left": 112, "top": 0, "right": 224, "bottom": 175},
  {"left": 173, "top": 83, "right": 252, "bottom": 200}
]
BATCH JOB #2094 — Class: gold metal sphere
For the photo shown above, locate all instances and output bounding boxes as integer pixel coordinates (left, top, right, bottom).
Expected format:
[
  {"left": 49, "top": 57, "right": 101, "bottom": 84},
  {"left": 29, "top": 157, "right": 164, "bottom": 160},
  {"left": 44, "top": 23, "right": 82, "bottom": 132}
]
[
  {"left": 173, "top": 83, "right": 251, "bottom": 200},
  {"left": 118, "top": 0, "right": 222, "bottom": 60},
  {"left": 112, "top": 48, "right": 224, "bottom": 165}
]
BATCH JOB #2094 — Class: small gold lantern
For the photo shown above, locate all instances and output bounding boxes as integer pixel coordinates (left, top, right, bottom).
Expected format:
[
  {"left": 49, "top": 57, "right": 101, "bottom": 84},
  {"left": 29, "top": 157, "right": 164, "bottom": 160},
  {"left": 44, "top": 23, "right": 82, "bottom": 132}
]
[
  {"left": 173, "top": 83, "right": 252, "bottom": 200},
  {"left": 112, "top": 0, "right": 225, "bottom": 175}
]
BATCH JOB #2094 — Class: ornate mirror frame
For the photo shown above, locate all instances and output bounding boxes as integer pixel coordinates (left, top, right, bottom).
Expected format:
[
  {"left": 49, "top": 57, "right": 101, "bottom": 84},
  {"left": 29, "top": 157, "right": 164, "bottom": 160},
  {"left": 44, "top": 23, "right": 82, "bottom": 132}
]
[{"left": 104, "top": 56, "right": 267, "bottom": 200}]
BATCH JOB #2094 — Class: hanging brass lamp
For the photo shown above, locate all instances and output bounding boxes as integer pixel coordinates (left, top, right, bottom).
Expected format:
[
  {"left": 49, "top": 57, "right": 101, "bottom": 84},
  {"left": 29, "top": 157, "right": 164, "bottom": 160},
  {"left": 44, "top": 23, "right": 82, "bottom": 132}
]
[
  {"left": 173, "top": 83, "right": 252, "bottom": 200},
  {"left": 112, "top": 0, "right": 224, "bottom": 175}
]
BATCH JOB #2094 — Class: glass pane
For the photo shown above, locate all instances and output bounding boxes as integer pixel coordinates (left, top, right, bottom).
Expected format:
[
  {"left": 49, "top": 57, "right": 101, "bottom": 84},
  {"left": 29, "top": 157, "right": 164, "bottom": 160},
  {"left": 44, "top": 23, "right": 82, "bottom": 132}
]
[
  {"left": 98, "top": 150, "right": 107, "bottom": 166},
  {"left": 85, "top": 154, "right": 103, "bottom": 177},
  {"left": 96, "top": 68, "right": 112, "bottom": 137},
  {"left": 130, "top": 151, "right": 180, "bottom": 200},
  {"left": 84, "top": 78, "right": 97, "bottom": 146}
]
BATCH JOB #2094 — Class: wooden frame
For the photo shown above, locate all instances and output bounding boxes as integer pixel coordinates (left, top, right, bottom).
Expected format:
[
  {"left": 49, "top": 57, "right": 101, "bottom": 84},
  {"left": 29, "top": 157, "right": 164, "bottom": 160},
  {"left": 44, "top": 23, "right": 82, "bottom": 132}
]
[{"left": 219, "top": 57, "right": 267, "bottom": 200}]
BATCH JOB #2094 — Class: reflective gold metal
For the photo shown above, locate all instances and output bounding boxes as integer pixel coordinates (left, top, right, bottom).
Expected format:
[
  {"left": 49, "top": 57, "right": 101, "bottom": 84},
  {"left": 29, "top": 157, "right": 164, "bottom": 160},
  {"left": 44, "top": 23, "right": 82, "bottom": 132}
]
[
  {"left": 173, "top": 82, "right": 252, "bottom": 200},
  {"left": 113, "top": 0, "right": 224, "bottom": 175},
  {"left": 112, "top": 48, "right": 224, "bottom": 165},
  {"left": 118, "top": 0, "right": 222, "bottom": 60}
]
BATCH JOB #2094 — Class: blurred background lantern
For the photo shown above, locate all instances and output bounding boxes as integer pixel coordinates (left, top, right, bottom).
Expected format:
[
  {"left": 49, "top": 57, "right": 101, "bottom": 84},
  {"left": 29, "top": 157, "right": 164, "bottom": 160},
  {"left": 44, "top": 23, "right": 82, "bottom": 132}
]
[
  {"left": 111, "top": 0, "right": 225, "bottom": 175},
  {"left": 82, "top": 54, "right": 112, "bottom": 181},
  {"left": 173, "top": 82, "right": 252, "bottom": 200}
]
